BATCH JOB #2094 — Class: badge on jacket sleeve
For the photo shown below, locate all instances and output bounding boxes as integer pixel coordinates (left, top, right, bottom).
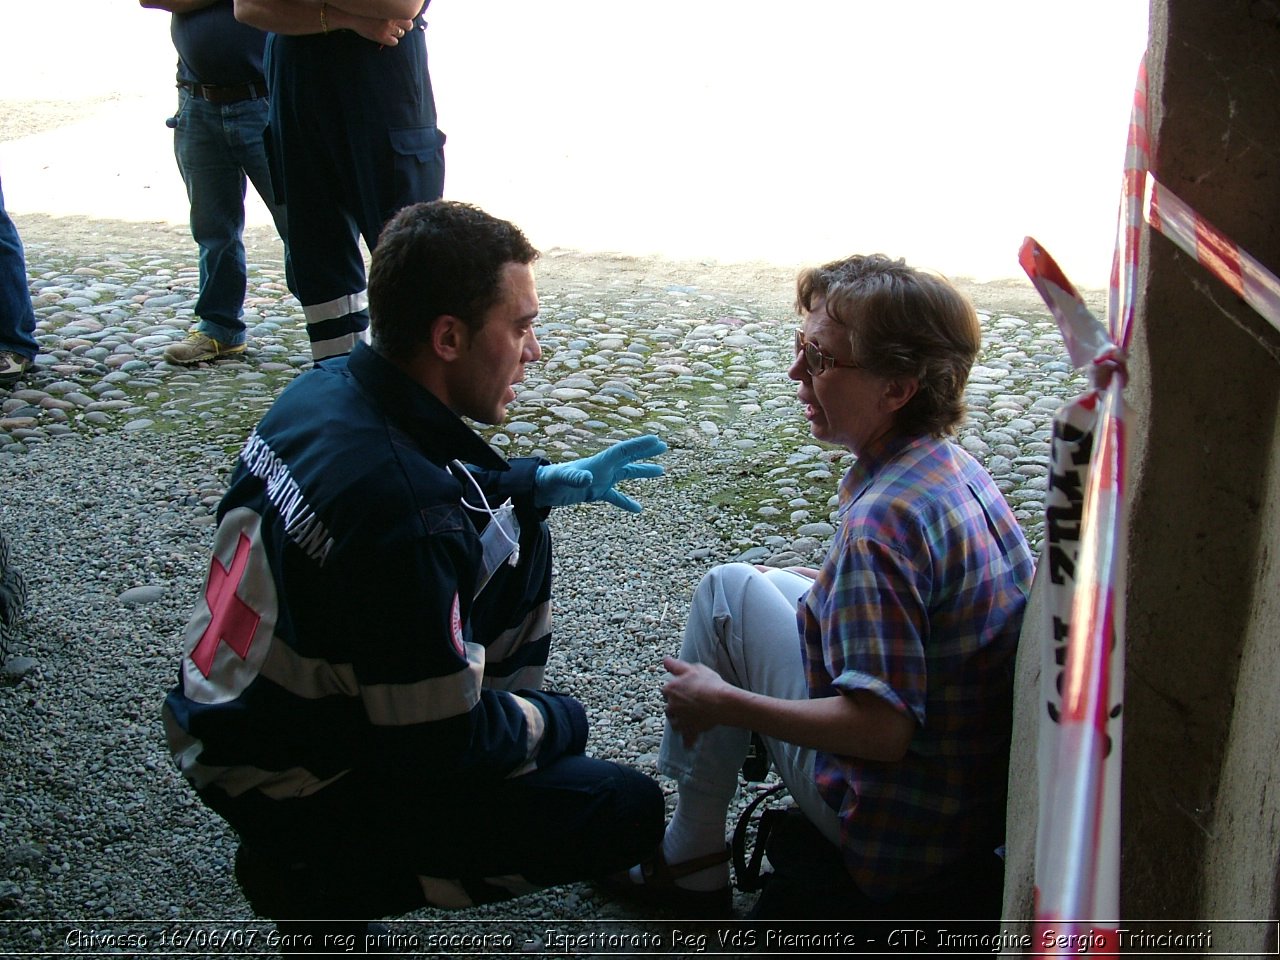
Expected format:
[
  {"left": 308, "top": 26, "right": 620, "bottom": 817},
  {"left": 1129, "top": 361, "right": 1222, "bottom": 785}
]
[{"left": 182, "top": 507, "right": 277, "bottom": 704}]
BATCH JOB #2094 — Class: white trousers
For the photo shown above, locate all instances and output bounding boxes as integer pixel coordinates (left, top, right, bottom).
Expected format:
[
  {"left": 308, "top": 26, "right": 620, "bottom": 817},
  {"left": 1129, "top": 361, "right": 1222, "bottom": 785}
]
[{"left": 658, "top": 563, "right": 841, "bottom": 845}]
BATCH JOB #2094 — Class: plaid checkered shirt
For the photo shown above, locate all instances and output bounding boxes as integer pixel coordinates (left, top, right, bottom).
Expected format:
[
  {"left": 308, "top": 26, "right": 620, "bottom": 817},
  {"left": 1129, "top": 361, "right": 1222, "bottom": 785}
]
[{"left": 801, "top": 432, "right": 1034, "bottom": 901}]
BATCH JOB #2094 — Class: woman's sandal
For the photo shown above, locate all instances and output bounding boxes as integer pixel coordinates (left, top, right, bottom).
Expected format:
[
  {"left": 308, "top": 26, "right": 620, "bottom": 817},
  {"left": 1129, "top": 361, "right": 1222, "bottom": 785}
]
[{"left": 597, "top": 845, "right": 734, "bottom": 917}]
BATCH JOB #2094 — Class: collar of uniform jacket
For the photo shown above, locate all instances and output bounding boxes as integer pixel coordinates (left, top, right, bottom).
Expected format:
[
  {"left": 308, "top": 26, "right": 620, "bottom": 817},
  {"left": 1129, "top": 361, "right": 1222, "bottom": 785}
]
[{"left": 346, "top": 341, "right": 509, "bottom": 473}]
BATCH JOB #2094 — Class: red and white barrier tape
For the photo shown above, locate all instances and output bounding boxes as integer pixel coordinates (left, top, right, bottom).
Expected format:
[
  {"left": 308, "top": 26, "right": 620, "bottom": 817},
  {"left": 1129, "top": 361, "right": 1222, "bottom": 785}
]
[
  {"left": 1024, "top": 52, "right": 1150, "bottom": 956},
  {"left": 1109, "top": 57, "right": 1148, "bottom": 351},
  {"left": 1025, "top": 44, "right": 1280, "bottom": 955},
  {"left": 1022, "top": 240, "right": 1125, "bottom": 956},
  {"left": 1144, "top": 173, "right": 1280, "bottom": 334}
]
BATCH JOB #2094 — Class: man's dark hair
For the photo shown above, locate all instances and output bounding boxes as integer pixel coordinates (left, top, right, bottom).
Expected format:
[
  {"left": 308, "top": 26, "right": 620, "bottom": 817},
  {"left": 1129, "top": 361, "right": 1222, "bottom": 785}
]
[
  {"left": 368, "top": 200, "right": 539, "bottom": 358},
  {"left": 796, "top": 254, "right": 980, "bottom": 437}
]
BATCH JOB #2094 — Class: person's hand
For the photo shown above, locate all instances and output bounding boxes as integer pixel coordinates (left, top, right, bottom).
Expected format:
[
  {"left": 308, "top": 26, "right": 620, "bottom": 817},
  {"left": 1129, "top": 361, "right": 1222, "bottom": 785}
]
[
  {"left": 533, "top": 434, "right": 667, "bottom": 512},
  {"left": 346, "top": 15, "right": 414, "bottom": 45},
  {"left": 662, "top": 655, "right": 732, "bottom": 748}
]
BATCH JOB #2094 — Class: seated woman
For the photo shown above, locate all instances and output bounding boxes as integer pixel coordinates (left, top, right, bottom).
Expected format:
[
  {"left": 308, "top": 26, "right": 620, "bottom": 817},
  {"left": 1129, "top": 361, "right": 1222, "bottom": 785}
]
[{"left": 610, "top": 254, "right": 1034, "bottom": 920}]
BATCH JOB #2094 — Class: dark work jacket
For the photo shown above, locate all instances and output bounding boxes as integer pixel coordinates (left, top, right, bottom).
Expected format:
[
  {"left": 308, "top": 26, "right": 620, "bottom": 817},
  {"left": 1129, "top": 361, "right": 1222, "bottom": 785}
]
[{"left": 162, "top": 342, "right": 585, "bottom": 812}]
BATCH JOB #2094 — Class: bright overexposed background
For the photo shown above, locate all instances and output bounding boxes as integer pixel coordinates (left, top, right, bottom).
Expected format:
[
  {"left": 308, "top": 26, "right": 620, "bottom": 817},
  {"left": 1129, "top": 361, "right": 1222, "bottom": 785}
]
[{"left": 0, "top": 0, "right": 1149, "bottom": 287}]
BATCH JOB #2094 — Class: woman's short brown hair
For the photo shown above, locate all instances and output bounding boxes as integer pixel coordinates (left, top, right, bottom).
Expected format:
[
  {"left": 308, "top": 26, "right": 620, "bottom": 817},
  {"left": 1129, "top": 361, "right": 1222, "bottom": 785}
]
[{"left": 796, "top": 254, "right": 980, "bottom": 437}]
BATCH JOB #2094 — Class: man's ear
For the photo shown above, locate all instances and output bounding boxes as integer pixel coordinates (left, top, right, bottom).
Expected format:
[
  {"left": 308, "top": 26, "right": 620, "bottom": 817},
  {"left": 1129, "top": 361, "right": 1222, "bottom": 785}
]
[
  {"left": 882, "top": 375, "right": 920, "bottom": 413},
  {"left": 429, "top": 314, "right": 468, "bottom": 361}
]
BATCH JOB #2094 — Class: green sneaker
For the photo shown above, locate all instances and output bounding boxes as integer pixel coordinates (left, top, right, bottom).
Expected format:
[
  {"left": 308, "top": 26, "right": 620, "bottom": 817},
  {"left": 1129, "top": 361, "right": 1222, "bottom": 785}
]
[{"left": 164, "top": 332, "right": 246, "bottom": 365}]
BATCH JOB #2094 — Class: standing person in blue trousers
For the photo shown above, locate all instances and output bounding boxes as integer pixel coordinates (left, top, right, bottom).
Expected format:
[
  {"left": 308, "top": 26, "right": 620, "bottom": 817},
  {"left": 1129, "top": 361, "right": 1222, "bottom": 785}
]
[
  {"left": 0, "top": 175, "right": 39, "bottom": 388},
  {"left": 142, "top": 0, "right": 293, "bottom": 366},
  {"left": 234, "top": 0, "right": 445, "bottom": 362}
]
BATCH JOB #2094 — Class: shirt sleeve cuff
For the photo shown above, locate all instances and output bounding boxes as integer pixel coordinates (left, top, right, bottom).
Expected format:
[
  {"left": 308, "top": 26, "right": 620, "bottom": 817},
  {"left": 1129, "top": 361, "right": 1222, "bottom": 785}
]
[{"left": 830, "top": 670, "right": 924, "bottom": 727}]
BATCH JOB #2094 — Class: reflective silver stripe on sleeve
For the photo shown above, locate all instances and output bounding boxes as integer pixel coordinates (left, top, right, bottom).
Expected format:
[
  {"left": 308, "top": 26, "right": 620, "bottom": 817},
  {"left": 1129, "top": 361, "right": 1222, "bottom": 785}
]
[
  {"left": 258, "top": 636, "right": 361, "bottom": 699},
  {"left": 484, "top": 664, "right": 545, "bottom": 694},
  {"left": 511, "top": 692, "right": 545, "bottom": 770},
  {"left": 360, "top": 640, "right": 485, "bottom": 726},
  {"left": 256, "top": 628, "right": 486, "bottom": 725},
  {"left": 480, "top": 600, "right": 552, "bottom": 692},
  {"left": 484, "top": 600, "right": 551, "bottom": 666},
  {"left": 164, "top": 707, "right": 347, "bottom": 799}
]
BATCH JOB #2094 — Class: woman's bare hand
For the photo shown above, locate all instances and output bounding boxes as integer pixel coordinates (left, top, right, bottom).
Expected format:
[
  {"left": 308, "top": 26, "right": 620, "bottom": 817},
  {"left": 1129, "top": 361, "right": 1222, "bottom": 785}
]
[{"left": 662, "top": 655, "right": 732, "bottom": 747}]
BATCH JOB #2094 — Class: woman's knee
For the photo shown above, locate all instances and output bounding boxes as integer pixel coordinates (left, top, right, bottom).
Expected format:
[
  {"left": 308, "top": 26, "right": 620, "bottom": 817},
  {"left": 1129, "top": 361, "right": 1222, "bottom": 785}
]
[
  {"left": 688, "top": 563, "right": 766, "bottom": 633},
  {"left": 692, "top": 562, "right": 757, "bottom": 606}
]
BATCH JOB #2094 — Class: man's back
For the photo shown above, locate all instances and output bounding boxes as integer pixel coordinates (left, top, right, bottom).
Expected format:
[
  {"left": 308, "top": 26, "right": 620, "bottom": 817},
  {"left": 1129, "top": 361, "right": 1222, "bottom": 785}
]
[{"left": 163, "top": 345, "right": 581, "bottom": 805}]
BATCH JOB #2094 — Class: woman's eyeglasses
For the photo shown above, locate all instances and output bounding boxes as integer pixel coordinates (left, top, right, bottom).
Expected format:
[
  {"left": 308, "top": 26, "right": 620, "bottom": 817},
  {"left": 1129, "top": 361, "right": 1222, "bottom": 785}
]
[{"left": 794, "top": 329, "right": 861, "bottom": 376}]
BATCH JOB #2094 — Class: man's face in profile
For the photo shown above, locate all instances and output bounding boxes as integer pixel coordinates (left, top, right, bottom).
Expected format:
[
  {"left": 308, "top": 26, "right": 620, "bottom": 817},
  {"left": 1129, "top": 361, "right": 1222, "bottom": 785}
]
[{"left": 448, "top": 262, "right": 541, "bottom": 425}]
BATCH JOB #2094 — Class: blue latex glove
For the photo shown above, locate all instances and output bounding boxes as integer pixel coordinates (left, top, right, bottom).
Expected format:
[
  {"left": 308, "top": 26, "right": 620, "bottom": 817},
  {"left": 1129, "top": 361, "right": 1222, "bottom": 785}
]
[{"left": 534, "top": 435, "right": 668, "bottom": 512}]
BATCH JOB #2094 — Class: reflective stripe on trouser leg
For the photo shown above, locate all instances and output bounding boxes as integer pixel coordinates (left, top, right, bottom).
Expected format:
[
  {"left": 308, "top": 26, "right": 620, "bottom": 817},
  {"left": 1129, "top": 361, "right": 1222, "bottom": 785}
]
[
  {"left": 658, "top": 562, "right": 841, "bottom": 844},
  {"left": 302, "top": 291, "right": 369, "bottom": 360}
]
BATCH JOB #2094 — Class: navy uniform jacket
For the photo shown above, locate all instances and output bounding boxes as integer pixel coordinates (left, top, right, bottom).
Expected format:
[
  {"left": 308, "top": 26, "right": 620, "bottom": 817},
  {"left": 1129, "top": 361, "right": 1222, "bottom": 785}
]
[{"left": 162, "top": 342, "right": 586, "bottom": 808}]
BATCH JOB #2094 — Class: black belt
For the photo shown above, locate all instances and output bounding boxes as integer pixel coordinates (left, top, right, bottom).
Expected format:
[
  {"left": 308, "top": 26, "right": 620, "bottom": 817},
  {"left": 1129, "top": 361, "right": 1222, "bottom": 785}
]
[{"left": 179, "top": 80, "right": 268, "bottom": 104}]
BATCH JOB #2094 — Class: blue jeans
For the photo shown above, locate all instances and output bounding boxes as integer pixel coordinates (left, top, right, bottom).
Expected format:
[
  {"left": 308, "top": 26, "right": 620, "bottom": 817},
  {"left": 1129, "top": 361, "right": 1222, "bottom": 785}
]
[
  {"left": 0, "top": 175, "right": 38, "bottom": 360},
  {"left": 173, "top": 89, "right": 292, "bottom": 346}
]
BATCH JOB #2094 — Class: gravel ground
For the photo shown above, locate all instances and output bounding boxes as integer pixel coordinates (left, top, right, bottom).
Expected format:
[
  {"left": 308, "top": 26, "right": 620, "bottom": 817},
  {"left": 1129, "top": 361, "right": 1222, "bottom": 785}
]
[{"left": 0, "top": 217, "right": 1094, "bottom": 957}]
